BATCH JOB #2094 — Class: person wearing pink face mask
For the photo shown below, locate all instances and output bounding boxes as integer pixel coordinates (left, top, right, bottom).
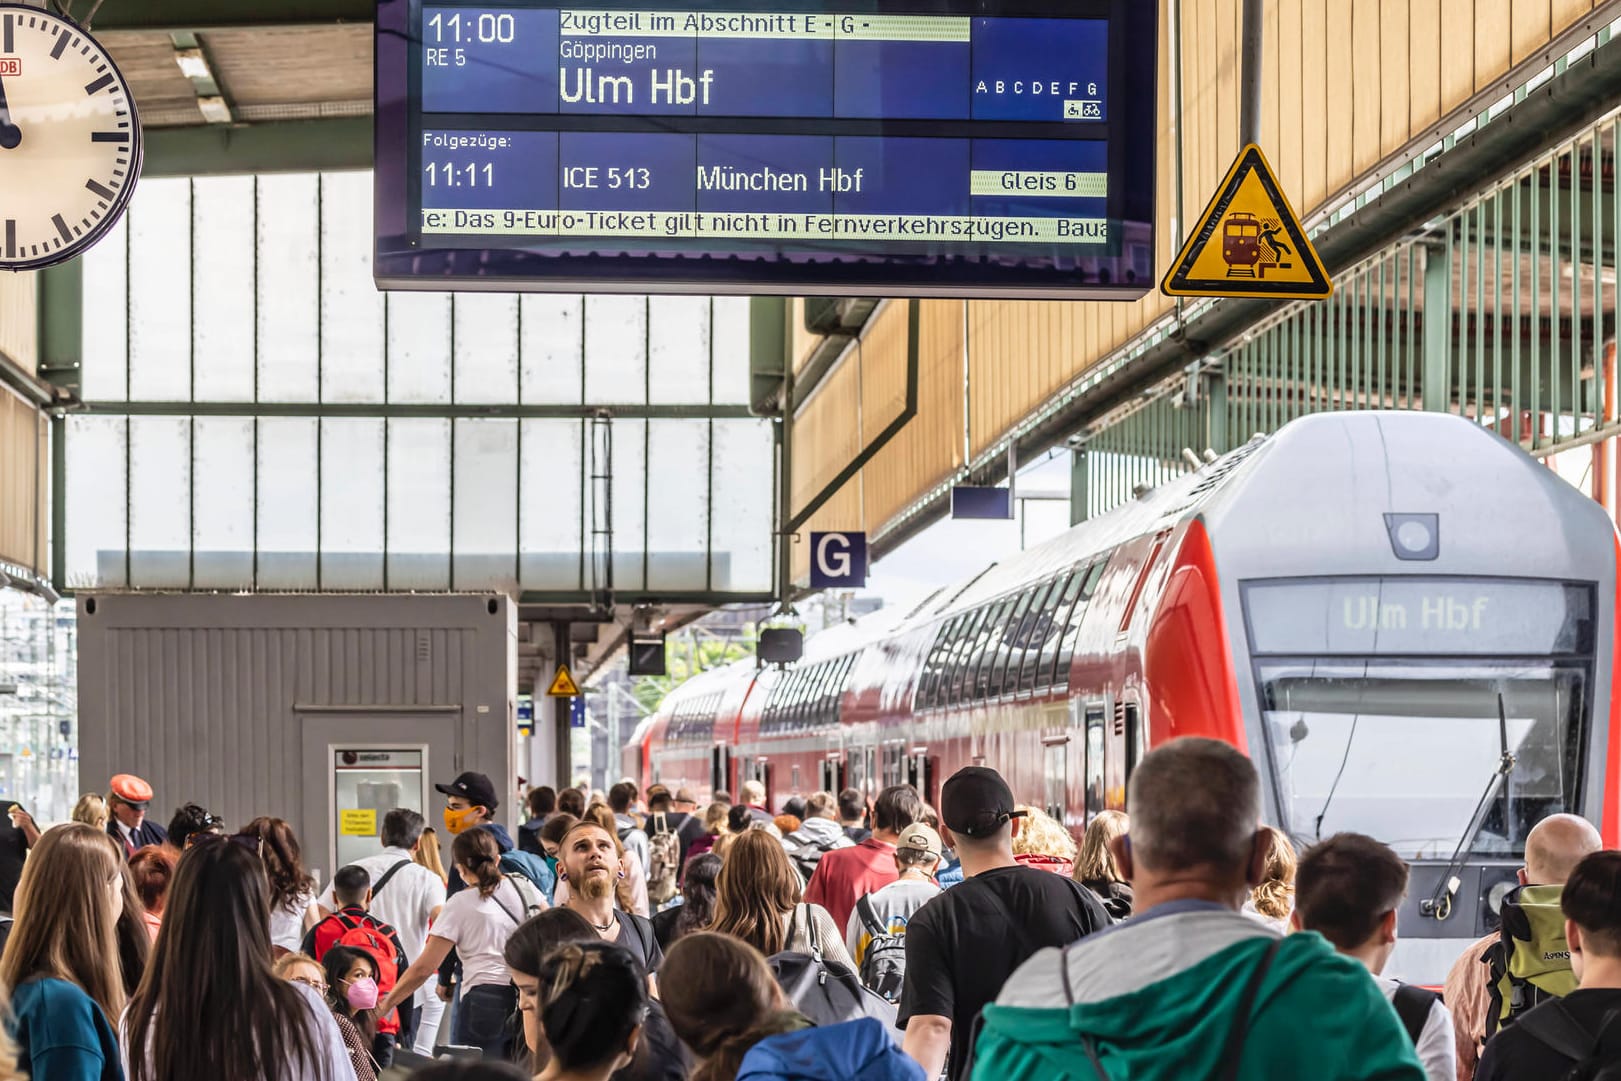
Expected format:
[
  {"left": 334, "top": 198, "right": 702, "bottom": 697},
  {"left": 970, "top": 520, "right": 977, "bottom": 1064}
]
[{"left": 323, "top": 946, "right": 383, "bottom": 1081}]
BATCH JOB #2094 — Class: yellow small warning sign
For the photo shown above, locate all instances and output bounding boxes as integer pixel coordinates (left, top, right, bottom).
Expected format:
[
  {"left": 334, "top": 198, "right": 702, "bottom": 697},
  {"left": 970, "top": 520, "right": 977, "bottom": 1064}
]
[
  {"left": 547, "top": 663, "right": 581, "bottom": 698},
  {"left": 339, "top": 809, "right": 376, "bottom": 836},
  {"left": 1161, "top": 144, "right": 1332, "bottom": 301}
]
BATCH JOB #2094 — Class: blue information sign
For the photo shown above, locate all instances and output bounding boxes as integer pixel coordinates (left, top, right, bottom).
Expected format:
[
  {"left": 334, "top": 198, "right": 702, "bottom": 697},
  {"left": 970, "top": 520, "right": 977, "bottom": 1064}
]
[
  {"left": 375, "top": 0, "right": 1157, "bottom": 297},
  {"left": 810, "top": 531, "right": 868, "bottom": 590}
]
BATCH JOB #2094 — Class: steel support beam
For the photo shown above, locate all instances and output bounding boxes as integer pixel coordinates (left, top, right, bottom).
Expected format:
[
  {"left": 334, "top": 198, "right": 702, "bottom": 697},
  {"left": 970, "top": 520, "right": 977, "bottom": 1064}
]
[
  {"left": 142, "top": 117, "right": 371, "bottom": 178},
  {"left": 90, "top": 1, "right": 372, "bottom": 32},
  {"left": 1069, "top": 444, "right": 1089, "bottom": 526},
  {"left": 71, "top": 400, "right": 757, "bottom": 419},
  {"left": 1422, "top": 242, "right": 1453, "bottom": 412}
]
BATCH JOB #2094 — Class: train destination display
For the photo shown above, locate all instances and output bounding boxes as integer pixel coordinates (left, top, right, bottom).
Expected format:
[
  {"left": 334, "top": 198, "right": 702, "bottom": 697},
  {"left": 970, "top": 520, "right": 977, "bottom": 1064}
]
[{"left": 374, "top": 1, "right": 1157, "bottom": 296}]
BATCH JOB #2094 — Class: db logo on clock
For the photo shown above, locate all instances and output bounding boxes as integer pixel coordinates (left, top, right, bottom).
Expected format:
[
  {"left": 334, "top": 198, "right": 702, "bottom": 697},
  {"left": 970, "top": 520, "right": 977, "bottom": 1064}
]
[{"left": 0, "top": 58, "right": 19, "bottom": 76}]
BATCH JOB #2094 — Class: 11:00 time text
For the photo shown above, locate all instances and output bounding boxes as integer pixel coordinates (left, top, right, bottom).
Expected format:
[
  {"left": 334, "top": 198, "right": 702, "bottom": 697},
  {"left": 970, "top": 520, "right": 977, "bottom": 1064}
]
[{"left": 425, "top": 162, "right": 495, "bottom": 187}]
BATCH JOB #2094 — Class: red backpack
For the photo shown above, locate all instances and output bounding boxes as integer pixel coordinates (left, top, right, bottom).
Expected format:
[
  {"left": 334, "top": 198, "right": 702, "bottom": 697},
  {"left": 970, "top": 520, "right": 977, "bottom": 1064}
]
[{"left": 332, "top": 913, "right": 403, "bottom": 1004}]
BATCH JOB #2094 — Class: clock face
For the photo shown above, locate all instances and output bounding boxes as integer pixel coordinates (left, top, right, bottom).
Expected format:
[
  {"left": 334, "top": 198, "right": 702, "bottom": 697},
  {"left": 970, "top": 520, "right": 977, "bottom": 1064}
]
[{"left": 0, "top": 4, "right": 141, "bottom": 271}]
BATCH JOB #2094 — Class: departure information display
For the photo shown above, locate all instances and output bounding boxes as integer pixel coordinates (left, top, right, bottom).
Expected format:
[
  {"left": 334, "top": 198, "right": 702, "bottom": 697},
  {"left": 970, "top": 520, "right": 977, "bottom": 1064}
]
[{"left": 374, "top": 0, "right": 1158, "bottom": 297}]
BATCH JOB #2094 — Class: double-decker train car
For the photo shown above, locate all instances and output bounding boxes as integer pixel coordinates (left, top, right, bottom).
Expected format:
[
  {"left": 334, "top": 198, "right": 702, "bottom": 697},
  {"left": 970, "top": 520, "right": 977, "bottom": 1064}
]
[{"left": 624, "top": 410, "right": 1621, "bottom": 982}]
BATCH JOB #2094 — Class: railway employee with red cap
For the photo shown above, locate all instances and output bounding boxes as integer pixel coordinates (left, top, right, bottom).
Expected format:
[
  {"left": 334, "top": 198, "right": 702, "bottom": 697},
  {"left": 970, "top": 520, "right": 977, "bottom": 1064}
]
[{"left": 107, "top": 773, "right": 168, "bottom": 856}]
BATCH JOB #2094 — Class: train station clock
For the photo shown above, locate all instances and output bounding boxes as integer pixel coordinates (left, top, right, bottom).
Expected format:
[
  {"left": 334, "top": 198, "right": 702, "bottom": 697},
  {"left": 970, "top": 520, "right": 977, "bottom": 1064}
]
[{"left": 0, "top": 4, "right": 141, "bottom": 271}]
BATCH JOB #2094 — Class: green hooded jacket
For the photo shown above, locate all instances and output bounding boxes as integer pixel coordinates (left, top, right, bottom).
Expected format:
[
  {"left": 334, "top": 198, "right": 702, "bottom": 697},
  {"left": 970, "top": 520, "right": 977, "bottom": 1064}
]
[{"left": 973, "top": 912, "right": 1426, "bottom": 1081}]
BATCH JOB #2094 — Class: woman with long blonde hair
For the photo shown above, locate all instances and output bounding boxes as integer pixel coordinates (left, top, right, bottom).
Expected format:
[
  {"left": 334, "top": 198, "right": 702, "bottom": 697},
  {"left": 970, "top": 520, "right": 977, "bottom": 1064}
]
[
  {"left": 70, "top": 793, "right": 109, "bottom": 831},
  {"left": 708, "top": 829, "right": 855, "bottom": 969},
  {"left": 413, "top": 826, "right": 448, "bottom": 884},
  {"left": 1, "top": 823, "right": 133, "bottom": 1081},
  {"left": 1073, "top": 810, "right": 1132, "bottom": 919},
  {"left": 1244, "top": 825, "right": 1298, "bottom": 931}
]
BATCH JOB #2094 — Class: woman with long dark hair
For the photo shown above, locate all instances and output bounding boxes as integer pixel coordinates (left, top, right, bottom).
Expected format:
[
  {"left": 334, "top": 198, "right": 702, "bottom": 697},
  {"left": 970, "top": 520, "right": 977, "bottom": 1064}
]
[
  {"left": 505, "top": 910, "right": 686, "bottom": 1081},
  {"left": 239, "top": 816, "right": 321, "bottom": 955},
  {"left": 0, "top": 824, "right": 130, "bottom": 1081},
  {"left": 651, "top": 852, "right": 720, "bottom": 951},
  {"left": 322, "top": 945, "right": 381, "bottom": 1081},
  {"left": 378, "top": 827, "right": 529, "bottom": 1060},
  {"left": 123, "top": 835, "right": 348, "bottom": 1081}
]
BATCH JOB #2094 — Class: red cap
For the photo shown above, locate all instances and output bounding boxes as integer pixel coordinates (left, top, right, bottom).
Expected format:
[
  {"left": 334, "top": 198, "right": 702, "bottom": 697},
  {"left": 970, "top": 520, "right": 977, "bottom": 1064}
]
[{"left": 109, "top": 774, "right": 153, "bottom": 809}]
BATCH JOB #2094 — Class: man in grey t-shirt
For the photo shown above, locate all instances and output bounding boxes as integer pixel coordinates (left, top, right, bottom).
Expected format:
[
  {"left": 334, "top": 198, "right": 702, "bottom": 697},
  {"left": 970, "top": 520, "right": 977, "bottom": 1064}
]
[{"left": 846, "top": 822, "right": 945, "bottom": 966}]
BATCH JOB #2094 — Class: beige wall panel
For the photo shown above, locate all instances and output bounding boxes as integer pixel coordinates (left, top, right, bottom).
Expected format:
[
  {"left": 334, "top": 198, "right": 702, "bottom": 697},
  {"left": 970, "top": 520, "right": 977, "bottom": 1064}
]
[
  {"left": 1381, "top": 0, "right": 1411, "bottom": 158},
  {"left": 1552, "top": 1, "right": 1593, "bottom": 39},
  {"left": 0, "top": 389, "right": 45, "bottom": 576},
  {"left": 1277, "top": 0, "right": 1303, "bottom": 204},
  {"left": 1352, "top": 0, "right": 1382, "bottom": 174},
  {"left": 858, "top": 304, "right": 910, "bottom": 447},
  {"left": 790, "top": 352, "right": 861, "bottom": 515},
  {"left": 1409, "top": 0, "right": 1443, "bottom": 132},
  {"left": 0, "top": 272, "right": 37, "bottom": 376},
  {"left": 790, "top": 299, "right": 819, "bottom": 373},
  {"left": 1326, "top": 2, "right": 1355, "bottom": 193},
  {"left": 1300, "top": 0, "right": 1328, "bottom": 211},
  {"left": 1470, "top": 0, "right": 1507, "bottom": 97},
  {"left": 1511, "top": 0, "right": 1551, "bottom": 65}
]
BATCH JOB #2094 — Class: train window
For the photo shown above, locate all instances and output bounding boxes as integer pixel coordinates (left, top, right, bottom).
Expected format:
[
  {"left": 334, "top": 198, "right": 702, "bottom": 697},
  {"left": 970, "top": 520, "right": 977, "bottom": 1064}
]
[
  {"left": 992, "top": 590, "right": 1036, "bottom": 698},
  {"left": 947, "top": 606, "right": 990, "bottom": 706},
  {"left": 1017, "top": 577, "right": 1065, "bottom": 693},
  {"left": 939, "top": 616, "right": 972, "bottom": 708},
  {"left": 1084, "top": 706, "right": 1106, "bottom": 818},
  {"left": 928, "top": 616, "right": 965, "bottom": 709},
  {"left": 973, "top": 597, "right": 1018, "bottom": 700},
  {"left": 1038, "top": 571, "right": 1084, "bottom": 689},
  {"left": 792, "top": 764, "right": 801, "bottom": 790},
  {"left": 1052, "top": 570, "right": 1093, "bottom": 689},
  {"left": 916, "top": 620, "right": 948, "bottom": 710},
  {"left": 1081, "top": 557, "right": 1108, "bottom": 599},
  {"left": 1118, "top": 533, "right": 1169, "bottom": 635}
]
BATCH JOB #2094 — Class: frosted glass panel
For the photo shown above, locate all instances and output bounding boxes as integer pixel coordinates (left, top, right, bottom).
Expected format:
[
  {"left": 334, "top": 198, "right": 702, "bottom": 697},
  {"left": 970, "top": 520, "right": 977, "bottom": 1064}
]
[
  {"left": 127, "top": 179, "right": 191, "bottom": 401},
  {"left": 648, "top": 297, "right": 711, "bottom": 405},
  {"left": 65, "top": 416, "right": 126, "bottom": 588},
  {"left": 646, "top": 419, "right": 710, "bottom": 590},
  {"left": 320, "top": 419, "right": 385, "bottom": 589},
  {"left": 257, "top": 175, "right": 320, "bottom": 402},
  {"left": 711, "top": 419, "right": 775, "bottom": 592},
  {"left": 583, "top": 296, "right": 647, "bottom": 403},
  {"left": 79, "top": 215, "right": 127, "bottom": 401},
  {"left": 387, "top": 418, "right": 451, "bottom": 589},
  {"left": 192, "top": 417, "right": 255, "bottom": 589},
  {"left": 520, "top": 295, "right": 582, "bottom": 404},
  {"left": 452, "top": 419, "right": 518, "bottom": 589},
  {"left": 518, "top": 420, "right": 583, "bottom": 589},
  {"left": 388, "top": 294, "right": 452, "bottom": 404},
  {"left": 453, "top": 294, "right": 519, "bottom": 404},
  {"left": 192, "top": 177, "right": 256, "bottom": 403},
  {"left": 256, "top": 418, "right": 319, "bottom": 588},
  {"left": 320, "top": 171, "right": 385, "bottom": 404},
  {"left": 712, "top": 297, "right": 752, "bottom": 404},
  {"left": 128, "top": 417, "right": 191, "bottom": 587},
  {"left": 603, "top": 420, "right": 646, "bottom": 591}
]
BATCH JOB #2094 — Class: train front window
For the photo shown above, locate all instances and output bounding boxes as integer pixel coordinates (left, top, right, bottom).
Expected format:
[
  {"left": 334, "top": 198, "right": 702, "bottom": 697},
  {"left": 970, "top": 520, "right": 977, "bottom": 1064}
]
[{"left": 1257, "top": 660, "right": 1586, "bottom": 860}]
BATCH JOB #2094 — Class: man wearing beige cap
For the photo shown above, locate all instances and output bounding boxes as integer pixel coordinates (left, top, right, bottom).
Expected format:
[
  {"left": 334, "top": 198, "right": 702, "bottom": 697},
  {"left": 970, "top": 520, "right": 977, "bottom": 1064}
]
[
  {"left": 845, "top": 821, "right": 946, "bottom": 1000},
  {"left": 106, "top": 773, "right": 167, "bottom": 856}
]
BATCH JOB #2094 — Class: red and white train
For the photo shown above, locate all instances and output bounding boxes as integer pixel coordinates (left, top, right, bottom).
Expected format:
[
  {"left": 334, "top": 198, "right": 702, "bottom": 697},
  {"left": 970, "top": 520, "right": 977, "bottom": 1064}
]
[{"left": 623, "top": 410, "right": 1621, "bottom": 981}]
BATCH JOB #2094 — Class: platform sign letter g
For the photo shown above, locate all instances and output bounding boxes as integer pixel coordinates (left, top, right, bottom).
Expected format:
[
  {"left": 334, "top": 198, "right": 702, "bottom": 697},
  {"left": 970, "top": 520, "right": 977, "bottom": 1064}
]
[{"left": 809, "top": 531, "right": 867, "bottom": 589}]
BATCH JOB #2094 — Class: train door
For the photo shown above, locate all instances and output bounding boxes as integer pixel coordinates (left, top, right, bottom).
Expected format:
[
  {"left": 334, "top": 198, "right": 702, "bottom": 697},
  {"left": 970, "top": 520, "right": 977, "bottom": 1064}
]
[
  {"left": 904, "top": 752, "right": 936, "bottom": 805},
  {"left": 710, "top": 745, "right": 733, "bottom": 798},
  {"left": 1122, "top": 700, "right": 1145, "bottom": 779},
  {"left": 749, "top": 758, "right": 774, "bottom": 809},
  {"left": 819, "top": 755, "right": 844, "bottom": 794},
  {"left": 1042, "top": 735, "right": 1067, "bottom": 821}
]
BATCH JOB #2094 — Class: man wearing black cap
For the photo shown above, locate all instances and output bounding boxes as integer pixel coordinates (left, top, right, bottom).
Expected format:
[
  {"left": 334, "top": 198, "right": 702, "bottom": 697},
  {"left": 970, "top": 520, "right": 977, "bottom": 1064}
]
[{"left": 898, "top": 765, "right": 1110, "bottom": 1081}]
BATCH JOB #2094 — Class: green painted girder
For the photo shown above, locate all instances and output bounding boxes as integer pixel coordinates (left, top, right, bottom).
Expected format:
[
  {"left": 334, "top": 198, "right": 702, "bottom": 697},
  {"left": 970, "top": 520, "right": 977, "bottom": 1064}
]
[{"left": 142, "top": 117, "right": 372, "bottom": 177}]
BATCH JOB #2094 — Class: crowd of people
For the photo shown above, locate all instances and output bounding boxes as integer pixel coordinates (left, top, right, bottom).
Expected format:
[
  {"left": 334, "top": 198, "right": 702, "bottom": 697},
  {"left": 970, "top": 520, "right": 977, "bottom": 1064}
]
[{"left": 0, "top": 743, "right": 1610, "bottom": 1080}]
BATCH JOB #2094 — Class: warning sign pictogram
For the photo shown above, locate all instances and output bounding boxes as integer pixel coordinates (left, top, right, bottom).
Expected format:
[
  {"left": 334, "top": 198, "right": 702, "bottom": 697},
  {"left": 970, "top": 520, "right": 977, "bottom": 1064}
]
[
  {"left": 546, "top": 664, "right": 581, "bottom": 698},
  {"left": 1161, "top": 144, "right": 1332, "bottom": 301}
]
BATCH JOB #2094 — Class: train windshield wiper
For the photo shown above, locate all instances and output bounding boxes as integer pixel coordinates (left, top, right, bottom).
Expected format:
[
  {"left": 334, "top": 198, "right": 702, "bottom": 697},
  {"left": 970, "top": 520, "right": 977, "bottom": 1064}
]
[{"left": 1420, "top": 693, "right": 1516, "bottom": 920}]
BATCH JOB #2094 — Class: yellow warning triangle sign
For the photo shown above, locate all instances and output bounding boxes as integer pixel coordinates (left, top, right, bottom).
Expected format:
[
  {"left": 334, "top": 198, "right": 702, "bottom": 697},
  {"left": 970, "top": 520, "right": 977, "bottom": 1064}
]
[
  {"left": 546, "top": 663, "right": 581, "bottom": 698},
  {"left": 1161, "top": 144, "right": 1332, "bottom": 301}
]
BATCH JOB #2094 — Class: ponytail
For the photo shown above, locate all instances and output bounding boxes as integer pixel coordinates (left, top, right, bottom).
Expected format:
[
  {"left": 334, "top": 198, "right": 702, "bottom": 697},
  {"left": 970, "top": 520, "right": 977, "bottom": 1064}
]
[
  {"left": 690, "top": 1012, "right": 806, "bottom": 1081},
  {"left": 451, "top": 828, "right": 504, "bottom": 899},
  {"left": 536, "top": 942, "right": 647, "bottom": 1072}
]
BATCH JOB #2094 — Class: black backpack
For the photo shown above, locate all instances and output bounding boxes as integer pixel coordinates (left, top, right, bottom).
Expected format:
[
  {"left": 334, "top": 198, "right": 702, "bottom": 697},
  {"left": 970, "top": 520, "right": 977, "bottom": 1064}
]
[
  {"left": 789, "top": 837, "right": 838, "bottom": 884},
  {"left": 768, "top": 904, "right": 899, "bottom": 1040},
  {"left": 1515, "top": 1001, "right": 1621, "bottom": 1081},
  {"left": 854, "top": 894, "right": 907, "bottom": 1004}
]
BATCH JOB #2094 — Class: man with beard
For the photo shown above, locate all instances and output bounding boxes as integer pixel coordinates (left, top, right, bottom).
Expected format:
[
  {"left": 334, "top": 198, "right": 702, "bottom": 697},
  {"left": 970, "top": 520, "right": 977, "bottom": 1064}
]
[{"left": 558, "top": 821, "right": 663, "bottom": 985}]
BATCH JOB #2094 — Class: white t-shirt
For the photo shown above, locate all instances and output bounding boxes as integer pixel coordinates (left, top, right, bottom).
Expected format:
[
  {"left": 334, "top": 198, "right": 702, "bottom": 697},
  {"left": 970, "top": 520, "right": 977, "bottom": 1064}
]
[
  {"left": 431, "top": 878, "right": 526, "bottom": 992},
  {"left": 318, "top": 847, "right": 446, "bottom": 961},
  {"left": 270, "top": 888, "right": 317, "bottom": 953},
  {"left": 123, "top": 980, "right": 349, "bottom": 1081},
  {"left": 1375, "top": 975, "right": 1457, "bottom": 1081}
]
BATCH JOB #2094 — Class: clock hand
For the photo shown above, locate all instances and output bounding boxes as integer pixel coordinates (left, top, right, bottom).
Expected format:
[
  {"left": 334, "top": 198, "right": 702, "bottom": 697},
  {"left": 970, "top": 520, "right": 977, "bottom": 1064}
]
[{"left": 0, "top": 76, "right": 20, "bottom": 149}]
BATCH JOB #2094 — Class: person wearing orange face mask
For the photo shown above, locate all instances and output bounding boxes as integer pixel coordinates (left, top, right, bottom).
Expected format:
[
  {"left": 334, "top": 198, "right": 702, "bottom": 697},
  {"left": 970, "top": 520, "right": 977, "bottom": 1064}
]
[{"left": 432, "top": 772, "right": 515, "bottom": 1016}]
